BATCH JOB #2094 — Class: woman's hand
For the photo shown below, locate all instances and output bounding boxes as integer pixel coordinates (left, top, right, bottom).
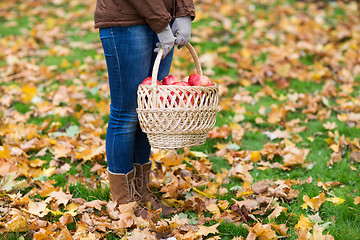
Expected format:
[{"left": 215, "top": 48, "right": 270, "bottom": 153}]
[
  {"left": 171, "top": 16, "right": 192, "bottom": 49},
  {"left": 155, "top": 25, "right": 175, "bottom": 58}
]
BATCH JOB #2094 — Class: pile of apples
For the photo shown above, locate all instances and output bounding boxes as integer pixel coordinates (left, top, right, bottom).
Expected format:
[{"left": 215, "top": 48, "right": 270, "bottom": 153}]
[
  {"left": 140, "top": 74, "right": 215, "bottom": 87},
  {"left": 140, "top": 74, "right": 215, "bottom": 108}
]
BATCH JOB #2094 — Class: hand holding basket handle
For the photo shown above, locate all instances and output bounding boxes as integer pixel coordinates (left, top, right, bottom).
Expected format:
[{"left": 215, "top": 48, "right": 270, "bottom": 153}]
[
  {"left": 154, "top": 25, "right": 175, "bottom": 58},
  {"left": 137, "top": 43, "right": 219, "bottom": 149}
]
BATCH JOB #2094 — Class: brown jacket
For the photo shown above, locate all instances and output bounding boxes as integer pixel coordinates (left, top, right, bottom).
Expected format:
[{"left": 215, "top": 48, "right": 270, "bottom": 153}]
[{"left": 94, "top": 0, "right": 195, "bottom": 33}]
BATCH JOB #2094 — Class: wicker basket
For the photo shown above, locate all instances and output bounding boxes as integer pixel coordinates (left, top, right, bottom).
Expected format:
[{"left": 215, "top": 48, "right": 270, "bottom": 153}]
[{"left": 136, "top": 43, "right": 219, "bottom": 149}]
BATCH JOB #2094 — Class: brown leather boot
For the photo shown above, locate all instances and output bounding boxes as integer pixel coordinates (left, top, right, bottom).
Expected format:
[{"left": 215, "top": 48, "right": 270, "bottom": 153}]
[
  {"left": 107, "top": 169, "right": 148, "bottom": 219},
  {"left": 133, "top": 162, "right": 174, "bottom": 217}
]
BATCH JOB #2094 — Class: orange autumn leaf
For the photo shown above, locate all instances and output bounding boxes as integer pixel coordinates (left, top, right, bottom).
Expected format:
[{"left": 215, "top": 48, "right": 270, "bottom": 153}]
[{"left": 354, "top": 196, "right": 360, "bottom": 205}]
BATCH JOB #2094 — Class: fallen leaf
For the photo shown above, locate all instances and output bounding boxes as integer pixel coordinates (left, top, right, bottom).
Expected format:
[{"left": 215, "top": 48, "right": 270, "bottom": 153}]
[
  {"left": 196, "top": 223, "right": 220, "bottom": 237},
  {"left": 303, "top": 192, "right": 326, "bottom": 211},
  {"left": 246, "top": 222, "right": 276, "bottom": 240},
  {"left": 268, "top": 205, "right": 286, "bottom": 220},
  {"left": 295, "top": 214, "right": 313, "bottom": 231},
  {"left": 326, "top": 197, "right": 345, "bottom": 206},
  {"left": 354, "top": 196, "right": 360, "bottom": 205}
]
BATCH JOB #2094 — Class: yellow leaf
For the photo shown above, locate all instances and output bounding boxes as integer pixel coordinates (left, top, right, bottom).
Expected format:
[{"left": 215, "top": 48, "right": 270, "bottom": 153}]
[
  {"left": 337, "top": 113, "right": 348, "bottom": 122},
  {"left": 303, "top": 192, "right": 326, "bottom": 211},
  {"left": 65, "top": 202, "right": 79, "bottom": 216},
  {"left": 0, "top": 145, "right": 11, "bottom": 159},
  {"left": 41, "top": 167, "right": 56, "bottom": 177},
  {"left": 329, "top": 144, "right": 339, "bottom": 153},
  {"left": 250, "top": 151, "right": 261, "bottom": 162},
  {"left": 326, "top": 197, "right": 345, "bottom": 206},
  {"left": 61, "top": 59, "right": 71, "bottom": 68},
  {"left": 5, "top": 210, "right": 28, "bottom": 232},
  {"left": 190, "top": 151, "right": 208, "bottom": 158},
  {"left": 218, "top": 200, "right": 230, "bottom": 210},
  {"left": 21, "top": 85, "right": 37, "bottom": 102},
  {"left": 193, "top": 187, "right": 216, "bottom": 198},
  {"left": 295, "top": 214, "right": 313, "bottom": 231},
  {"left": 301, "top": 203, "right": 308, "bottom": 209}
]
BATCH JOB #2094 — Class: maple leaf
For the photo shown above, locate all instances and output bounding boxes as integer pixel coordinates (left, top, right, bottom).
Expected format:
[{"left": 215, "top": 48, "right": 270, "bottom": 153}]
[
  {"left": 228, "top": 164, "right": 253, "bottom": 183},
  {"left": 196, "top": 222, "right": 220, "bottom": 237},
  {"left": 0, "top": 158, "right": 18, "bottom": 176},
  {"left": 283, "top": 145, "right": 310, "bottom": 167},
  {"left": 246, "top": 222, "right": 276, "bottom": 240},
  {"left": 271, "top": 223, "right": 289, "bottom": 237},
  {"left": 49, "top": 189, "right": 72, "bottom": 207},
  {"left": 268, "top": 205, "right": 286, "bottom": 220},
  {"left": 0, "top": 145, "right": 11, "bottom": 159},
  {"left": 354, "top": 196, "right": 360, "bottom": 205},
  {"left": 0, "top": 172, "right": 29, "bottom": 192},
  {"left": 350, "top": 152, "right": 360, "bottom": 163},
  {"left": 326, "top": 197, "right": 345, "bottom": 206},
  {"left": 127, "top": 228, "right": 158, "bottom": 240},
  {"left": 205, "top": 199, "right": 221, "bottom": 218},
  {"left": 295, "top": 214, "right": 313, "bottom": 231},
  {"left": 5, "top": 209, "right": 28, "bottom": 232},
  {"left": 310, "top": 223, "right": 335, "bottom": 240},
  {"left": 302, "top": 192, "right": 326, "bottom": 211},
  {"left": 25, "top": 200, "right": 49, "bottom": 217},
  {"left": 233, "top": 198, "right": 259, "bottom": 212}
]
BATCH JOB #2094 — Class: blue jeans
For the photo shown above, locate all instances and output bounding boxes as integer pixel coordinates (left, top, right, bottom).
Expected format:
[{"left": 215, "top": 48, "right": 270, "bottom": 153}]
[{"left": 100, "top": 25, "right": 174, "bottom": 174}]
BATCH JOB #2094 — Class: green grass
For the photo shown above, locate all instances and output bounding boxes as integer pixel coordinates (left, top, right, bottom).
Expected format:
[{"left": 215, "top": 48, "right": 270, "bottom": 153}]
[{"left": 69, "top": 182, "right": 110, "bottom": 202}]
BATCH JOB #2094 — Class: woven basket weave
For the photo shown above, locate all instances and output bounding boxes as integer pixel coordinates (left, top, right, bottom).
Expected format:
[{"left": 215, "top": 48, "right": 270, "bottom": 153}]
[{"left": 136, "top": 43, "right": 219, "bottom": 149}]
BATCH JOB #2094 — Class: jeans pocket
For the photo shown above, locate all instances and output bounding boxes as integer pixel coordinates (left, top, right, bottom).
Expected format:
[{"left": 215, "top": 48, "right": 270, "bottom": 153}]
[{"left": 100, "top": 29, "right": 114, "bottom": 57}]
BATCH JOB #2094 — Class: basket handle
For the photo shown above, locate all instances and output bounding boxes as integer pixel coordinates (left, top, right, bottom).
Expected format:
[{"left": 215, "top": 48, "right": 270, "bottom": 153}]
[{"left": 151, "top": 43, "right": 203, "bottom": 87}]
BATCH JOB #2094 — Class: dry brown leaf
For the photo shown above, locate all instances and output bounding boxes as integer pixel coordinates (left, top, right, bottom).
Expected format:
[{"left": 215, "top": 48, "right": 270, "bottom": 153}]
[
  {"left": 283, "top": 145, "right": 310, "bottom": 167},
  {"left": 49, "top": 189, "right": 72, "bottom": 207},
  {"left": 229, "top": 164, "right": 253, "bottom": 183},
  {"left": 268, "top": 205, "right": 286, "bottom": 220},
  {"left": 246, "top": 222, "right": 276, "bottom": 240},
  {"left": 196, "top": 223, "right": 220, "bottom": 237}
]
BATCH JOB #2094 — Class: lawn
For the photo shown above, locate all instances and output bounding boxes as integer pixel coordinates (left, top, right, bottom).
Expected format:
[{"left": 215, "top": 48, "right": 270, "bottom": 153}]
[{"left": 0, "top": 0, "right": 359, "bottom": 239}]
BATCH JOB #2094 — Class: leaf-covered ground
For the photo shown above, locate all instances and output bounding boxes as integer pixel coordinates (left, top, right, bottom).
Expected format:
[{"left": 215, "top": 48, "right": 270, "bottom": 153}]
[{"left": 1, "top": 0, "right": 360, "bottom": 239}]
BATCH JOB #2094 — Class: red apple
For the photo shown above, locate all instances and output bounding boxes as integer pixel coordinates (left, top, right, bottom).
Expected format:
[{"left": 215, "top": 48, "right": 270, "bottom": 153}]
[
  {"left": 162, "top": 75, "right": 178, "bottom": 85},
  {"left": 188, "top": 74, "right": 201, "bottom": 86},
  {"left": 172, "top": 81, "right": 191, "bottom": 86},
  {"left": 141, "top": 76, "right": 162, "bottom": 85},
  {"left": 188, "top": 74, "right": 212, "bottom": 86}
]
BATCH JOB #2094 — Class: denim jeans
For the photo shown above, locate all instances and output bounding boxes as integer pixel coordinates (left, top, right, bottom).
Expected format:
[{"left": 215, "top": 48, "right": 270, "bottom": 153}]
[{"left": 99, "top": 25, "right": 174, "bottom": 174}]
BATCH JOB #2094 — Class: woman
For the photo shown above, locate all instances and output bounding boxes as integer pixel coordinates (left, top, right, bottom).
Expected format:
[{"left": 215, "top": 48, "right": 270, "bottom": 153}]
[{"left": 94, "top": 0, "right": 195, "bottom": 218}]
